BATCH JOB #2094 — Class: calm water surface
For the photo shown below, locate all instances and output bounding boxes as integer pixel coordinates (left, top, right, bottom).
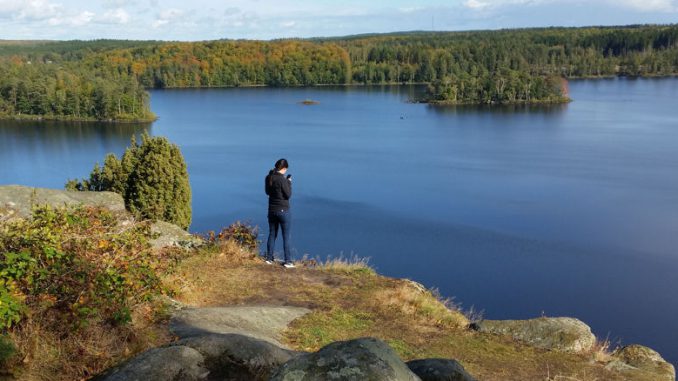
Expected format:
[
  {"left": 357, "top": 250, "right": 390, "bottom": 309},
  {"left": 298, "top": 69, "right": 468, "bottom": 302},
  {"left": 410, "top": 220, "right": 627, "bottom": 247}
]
[{"left": 1, "top": 78, "right": 677, "bottom": 365}]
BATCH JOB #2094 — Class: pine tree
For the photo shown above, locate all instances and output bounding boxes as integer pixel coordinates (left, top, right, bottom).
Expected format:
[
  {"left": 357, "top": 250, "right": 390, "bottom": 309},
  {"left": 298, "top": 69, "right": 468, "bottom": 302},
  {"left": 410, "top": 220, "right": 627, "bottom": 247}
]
[
  {"left": 126, "top": 134, "right": 192, "bottom": 229},
  {"left": 67, "top": 134, "right": 192, "bottom": 229}
]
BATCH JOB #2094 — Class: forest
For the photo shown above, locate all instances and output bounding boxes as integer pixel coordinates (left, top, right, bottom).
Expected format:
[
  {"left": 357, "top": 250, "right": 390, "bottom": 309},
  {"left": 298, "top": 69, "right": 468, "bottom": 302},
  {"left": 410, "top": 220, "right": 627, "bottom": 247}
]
[{"left": 0, "top": 24, "right": 677, "bottom": 119}]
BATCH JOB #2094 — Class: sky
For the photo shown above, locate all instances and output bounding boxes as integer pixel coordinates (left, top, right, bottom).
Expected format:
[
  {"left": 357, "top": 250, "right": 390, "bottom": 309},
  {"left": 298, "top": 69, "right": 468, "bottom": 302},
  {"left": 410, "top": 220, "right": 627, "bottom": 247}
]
[{"left": 0, "top": 0, "right": 677, "bottom": 41}]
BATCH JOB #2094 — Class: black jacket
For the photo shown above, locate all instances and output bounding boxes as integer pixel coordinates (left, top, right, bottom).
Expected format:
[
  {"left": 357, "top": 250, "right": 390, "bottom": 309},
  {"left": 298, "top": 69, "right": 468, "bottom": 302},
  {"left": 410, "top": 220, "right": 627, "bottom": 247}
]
[{"left": 265, "top": 172, "right": 292, "bottom": 212}]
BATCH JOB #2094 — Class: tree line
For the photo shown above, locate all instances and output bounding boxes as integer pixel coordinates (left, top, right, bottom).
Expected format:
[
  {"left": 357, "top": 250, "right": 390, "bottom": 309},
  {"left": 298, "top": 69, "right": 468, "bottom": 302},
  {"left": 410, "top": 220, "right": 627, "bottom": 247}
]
[
  {"left": 0, "top": 59, "right": 153, "bottom": 121},
  {"left": 1, "top": 24, "right": 677, "bottom": 118}
]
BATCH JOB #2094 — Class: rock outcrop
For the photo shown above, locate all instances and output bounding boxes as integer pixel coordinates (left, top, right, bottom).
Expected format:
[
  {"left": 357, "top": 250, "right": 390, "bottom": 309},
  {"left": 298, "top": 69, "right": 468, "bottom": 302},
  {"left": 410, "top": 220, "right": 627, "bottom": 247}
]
[
  {"left": 406, "top": 359, "right": 477, "bottom": 381},
  {"left": 473, "top": 317, "right": 596, "bottom": 353},
  {"left": 606, "top": 345, "right": 675, "bottom": 381},
  {"left": 92, "top": 346, "right": 209, "bottom": 381},
  {"left": 270, "top": 337, "right": 421, "bottom": 381},
  {"left": 150, "top": 220, "right": 203, "bottom": 249},
  {"left": 170, "top": 306, "right": 311, "bottom": 347},
  {"left": 171, "top": 334, "right": 298, "bottom": 380},
  {"left": 95, "top": 334, "right": 297, "bottom": 381},
  {"left": 0, "top": 184, "right": 125, "bottom": 219},
  {"left": 0, "top": 185, "right": 201, "bottom": 249}
]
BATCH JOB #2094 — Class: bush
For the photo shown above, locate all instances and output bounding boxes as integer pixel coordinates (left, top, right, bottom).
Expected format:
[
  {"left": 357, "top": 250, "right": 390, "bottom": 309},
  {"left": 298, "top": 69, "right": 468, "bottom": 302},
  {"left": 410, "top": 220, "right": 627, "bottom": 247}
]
[
  {"left": 66, "top": 134, "right": 192, "bottom": 229},
  {"left": 205, "top": 222, "right": 259, "bottom": 251},
  {"left": 0, "top": 205, "right": 163, "bottom": 330}
]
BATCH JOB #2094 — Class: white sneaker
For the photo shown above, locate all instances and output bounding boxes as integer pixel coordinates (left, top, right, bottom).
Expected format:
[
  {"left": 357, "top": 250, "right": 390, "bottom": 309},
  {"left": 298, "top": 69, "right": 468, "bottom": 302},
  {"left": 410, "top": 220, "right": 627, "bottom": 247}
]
[
  {"left": 283, "top": 262, "right": 296, "bottom": 268},
  {"left": 265, "top": 259, "right": 274, "bottom": 265}
]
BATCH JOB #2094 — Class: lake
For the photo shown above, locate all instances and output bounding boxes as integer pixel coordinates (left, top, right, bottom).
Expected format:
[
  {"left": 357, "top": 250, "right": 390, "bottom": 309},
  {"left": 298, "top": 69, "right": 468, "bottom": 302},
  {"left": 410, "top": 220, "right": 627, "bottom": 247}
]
[{"left": 1, "top": 78, "right": 677, "bottom": 365}]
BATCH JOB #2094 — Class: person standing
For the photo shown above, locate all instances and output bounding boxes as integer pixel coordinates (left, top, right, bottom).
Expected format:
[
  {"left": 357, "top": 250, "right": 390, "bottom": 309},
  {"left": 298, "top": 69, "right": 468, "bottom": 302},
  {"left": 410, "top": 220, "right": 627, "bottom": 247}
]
[{"left": 264, "top": 158, "right": 294, "bottom": 268}]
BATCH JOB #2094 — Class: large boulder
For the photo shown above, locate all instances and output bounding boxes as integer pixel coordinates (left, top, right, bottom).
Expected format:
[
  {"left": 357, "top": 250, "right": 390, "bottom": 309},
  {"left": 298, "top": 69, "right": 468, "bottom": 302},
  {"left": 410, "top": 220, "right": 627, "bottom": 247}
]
[
  {"left": 0, "top": 185, "right": 125, "bottom": 219},
  {"left": 150, "top": 220, "right": 203, "bottom": 249},
  {"left": 270, "top": 337, "right": 421, "bottom": 381},
  {"left": 473, "top": 317, "right": 596, "bottom": 353},
  {"left": 172, "top": 333, "right": 298, "bottom": 380},
  {"left": 608, "top": 345, "right": 675, "bottom": 381},
  {"left": 93, "top": 346, "right": 209, "bottom": 381},
  {"left": 406, "top": 359, "right": 476, "bottom": 381}
]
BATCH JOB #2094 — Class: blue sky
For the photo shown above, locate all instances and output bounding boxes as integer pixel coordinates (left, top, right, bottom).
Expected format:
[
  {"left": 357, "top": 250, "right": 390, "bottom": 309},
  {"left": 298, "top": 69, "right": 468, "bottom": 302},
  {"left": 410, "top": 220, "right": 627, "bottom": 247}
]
[{"left": 0, "top": 0, "right": 677, "bottom": 40}]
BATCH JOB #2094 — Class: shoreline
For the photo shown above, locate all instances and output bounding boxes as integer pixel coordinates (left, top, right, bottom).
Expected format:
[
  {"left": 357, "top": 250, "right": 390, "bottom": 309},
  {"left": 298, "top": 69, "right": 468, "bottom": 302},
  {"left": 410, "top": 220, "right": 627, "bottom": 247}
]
[
  {"left": 2, "top": 75, "right": 676, "bottom": 124},
  {"left": 0, "top": 113, "right": 157, "bottom": 124}
]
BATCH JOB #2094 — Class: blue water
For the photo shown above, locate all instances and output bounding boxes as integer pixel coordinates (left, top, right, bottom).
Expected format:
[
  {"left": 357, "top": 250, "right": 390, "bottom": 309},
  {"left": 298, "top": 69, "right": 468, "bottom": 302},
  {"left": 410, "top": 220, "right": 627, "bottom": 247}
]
[{"left": 1, "top": 79, "right": 677, "bottom": 365}]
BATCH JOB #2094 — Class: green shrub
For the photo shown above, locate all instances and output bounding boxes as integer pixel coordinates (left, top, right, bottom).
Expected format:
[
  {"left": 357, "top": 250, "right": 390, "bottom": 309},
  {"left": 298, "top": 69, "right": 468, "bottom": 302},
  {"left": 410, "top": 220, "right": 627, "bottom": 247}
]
[
  {"left": 0, "top": 283, "right": 24, "bottom": 330},
  {"left": 0, "top": 205, "right": 165, "bottom": 330},
  {"left": 66, "top": 134, "right": 192, "bottom": 229}
]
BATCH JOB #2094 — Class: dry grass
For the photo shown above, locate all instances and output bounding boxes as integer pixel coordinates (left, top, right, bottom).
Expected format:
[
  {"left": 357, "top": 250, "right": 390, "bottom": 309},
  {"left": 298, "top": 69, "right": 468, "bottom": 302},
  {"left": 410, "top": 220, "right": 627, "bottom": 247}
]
[
  {"left": 372, "top": 282, "right": 468, "bottom": 329},
  {"left": 164, "top": 244, "right": 661, "bottom": 381},
  {"left": 5, "top": 301, "right": 171, "bottom": 381},
  {"left": 315, "top": 254, "right": 375, "bottom": 275},
  {"left": 590, "top": 338, "right": 614, "bottom": 364}
]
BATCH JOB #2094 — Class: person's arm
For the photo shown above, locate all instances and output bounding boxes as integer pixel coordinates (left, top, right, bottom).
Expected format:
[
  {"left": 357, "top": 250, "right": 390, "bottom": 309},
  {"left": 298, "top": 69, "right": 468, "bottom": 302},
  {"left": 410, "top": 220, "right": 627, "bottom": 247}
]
[
  {"left": 265, "top": 176, "right": 270, "bottom": 196},
  {"left": 281, "top": 176, "right": 292, "bottom": 199}
]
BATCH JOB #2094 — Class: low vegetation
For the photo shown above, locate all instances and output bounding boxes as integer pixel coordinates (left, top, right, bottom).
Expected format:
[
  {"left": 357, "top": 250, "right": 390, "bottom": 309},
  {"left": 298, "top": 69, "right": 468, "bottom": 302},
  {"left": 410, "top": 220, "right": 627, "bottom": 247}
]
[
  {"left": 0, "top": 206, "right": 177, "bottom": 380},
  {"left": 0, "top": 208, "right": 665, "bottom": 380},
  {"left": 164, "top": 240, "right": 660, "bottom": 381},
  {"left": 66, "top": 134, "right": 192, "bottom": 230}
]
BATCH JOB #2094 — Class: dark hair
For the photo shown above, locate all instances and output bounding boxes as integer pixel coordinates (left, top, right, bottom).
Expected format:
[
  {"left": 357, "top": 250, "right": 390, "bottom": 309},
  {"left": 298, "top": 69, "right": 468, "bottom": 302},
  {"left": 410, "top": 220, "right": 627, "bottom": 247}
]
[
  {"left": 274, "top": 158, "right": 289, "bottom": 171},
  {"left": 267, "top": 158, "right": 289, "bottom": 186}
]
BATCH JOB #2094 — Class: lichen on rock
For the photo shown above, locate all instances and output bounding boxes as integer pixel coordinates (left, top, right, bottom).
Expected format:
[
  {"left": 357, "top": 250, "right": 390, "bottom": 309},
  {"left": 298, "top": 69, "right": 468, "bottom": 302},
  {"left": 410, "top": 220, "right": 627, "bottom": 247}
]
[{"left": 473, "top": 317, "right": 596, "bottom": 353}]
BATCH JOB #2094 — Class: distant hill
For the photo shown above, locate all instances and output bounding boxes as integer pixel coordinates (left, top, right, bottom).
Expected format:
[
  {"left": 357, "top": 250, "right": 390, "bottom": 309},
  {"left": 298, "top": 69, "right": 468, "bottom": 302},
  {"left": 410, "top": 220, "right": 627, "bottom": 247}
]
[{"left": 0, "top": 24, "right": 677, "bottom": 120}]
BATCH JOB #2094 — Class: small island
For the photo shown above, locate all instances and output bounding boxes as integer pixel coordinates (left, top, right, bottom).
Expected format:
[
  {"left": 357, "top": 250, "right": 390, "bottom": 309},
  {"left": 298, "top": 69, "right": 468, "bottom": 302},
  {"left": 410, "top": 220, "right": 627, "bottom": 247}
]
[
  {"left": 420, "top": 73, "right": 571, "bottom": 105},
  {"left": 300, "top": 99, "right": 320, "bottom": 105}
]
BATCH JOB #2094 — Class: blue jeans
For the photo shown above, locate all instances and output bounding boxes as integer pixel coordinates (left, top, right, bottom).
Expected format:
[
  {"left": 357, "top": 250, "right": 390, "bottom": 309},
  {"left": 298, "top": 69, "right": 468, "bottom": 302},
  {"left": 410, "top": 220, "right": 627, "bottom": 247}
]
[{"left": 266, "top": 209, "right": 291, "bottom": 262}]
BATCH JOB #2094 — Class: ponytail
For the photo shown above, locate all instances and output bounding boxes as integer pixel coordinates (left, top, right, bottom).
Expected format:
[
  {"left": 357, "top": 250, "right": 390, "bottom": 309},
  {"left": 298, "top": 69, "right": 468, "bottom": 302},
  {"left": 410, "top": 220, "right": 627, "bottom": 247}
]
[{"left": 266, "top": 169, "right": 275, "bottom": 187}]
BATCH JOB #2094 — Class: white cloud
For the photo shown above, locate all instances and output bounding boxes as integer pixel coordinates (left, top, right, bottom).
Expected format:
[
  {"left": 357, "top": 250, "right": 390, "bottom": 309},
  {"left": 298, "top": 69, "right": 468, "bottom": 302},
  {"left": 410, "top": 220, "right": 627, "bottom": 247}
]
[
  {"left": 0, "top": 0, "right": 62, "bottom": 21},
  {"left": 464, "top": 0, "right": 547, "bottom": 10},
  {"left": 102, "top": 8, "right": 130, "bottom": 24},
  {"left": 464, "top": 0, "right": 491, "bottom": 9},
  {"left": 0, "top": 0, "right": 677, "bottom": 41},
  {"left": 398, "top": 6, "right": 426, "bottom": 13},
  {"left": 152, "top": 7, "right": 183, "bottom": 28},
  {"left": 102, "top": 0, "right": 134, "bottom": 9},
  {"left": 615, "top": 0, "right": 677, "bottom": 12},
  {"left": 48, "top": 10, "right": 94, "bottom": 26},
  {"left": 462, "top": 0, "right": 678, "bottom": 12}
]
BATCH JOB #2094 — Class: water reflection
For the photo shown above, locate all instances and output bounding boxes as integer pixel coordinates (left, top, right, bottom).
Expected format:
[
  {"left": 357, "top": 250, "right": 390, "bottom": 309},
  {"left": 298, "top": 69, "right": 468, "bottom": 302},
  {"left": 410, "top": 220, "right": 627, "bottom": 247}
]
[
  {"left": 0, "top": 120, "right": 150, "bottom": 187},
  {"left": 428, "top": 102, "right": 569, "bottom": 116}
]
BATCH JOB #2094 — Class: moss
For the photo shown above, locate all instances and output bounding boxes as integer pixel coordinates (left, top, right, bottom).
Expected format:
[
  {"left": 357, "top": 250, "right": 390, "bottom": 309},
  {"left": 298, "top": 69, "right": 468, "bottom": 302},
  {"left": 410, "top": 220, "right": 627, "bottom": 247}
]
[{"left": 285, "top": 310, "right": 375, "bottom": 351}]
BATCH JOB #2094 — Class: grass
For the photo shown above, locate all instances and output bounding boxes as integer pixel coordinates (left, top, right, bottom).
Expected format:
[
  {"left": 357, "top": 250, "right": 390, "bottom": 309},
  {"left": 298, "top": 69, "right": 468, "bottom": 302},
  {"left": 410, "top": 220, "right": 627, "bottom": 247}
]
[
  {"left": 164, "top": 244, "right": 662, "bottom": 381},
  {"left": 4, "top": 300, "right": 171, "bottom": 380},
  {"left": 316, "top": 254, "right": 375, "bottom": 276},
  {"left": 1, "top": 226, "right": 658, "bottom": 381}
]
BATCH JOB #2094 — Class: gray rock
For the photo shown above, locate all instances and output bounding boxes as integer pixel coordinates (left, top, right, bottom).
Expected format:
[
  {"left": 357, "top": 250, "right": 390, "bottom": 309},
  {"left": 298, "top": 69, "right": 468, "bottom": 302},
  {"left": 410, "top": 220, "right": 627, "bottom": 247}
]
[
  {"left": 150, "top": 220, "right": 203, "bottom": 249},
  {"left": 0, "top": 185, "right": 203, "bottom": 249},
  {"left": 93, "top": 346, "right": 209, "bottom": 381},
  {"left": 270, "top": 337, "right": 421, "bottom": 381},
  {"left": 406, "top": 359, "right": 476, "bottom": 381},
  {"left": 611, "top": 344, "right": 675, "bottom": 381},
  {"left": 473, "top": 317, "right": 596, "bottom": 353},
  {"left": 173, "top": 333, "right": 298, "bottom": 380},
  {"left": 0, "top": 185, "right": 125, "bottom": 219},
  {"left": 170, "top": 306, "right": 311, "bottom": 347}
]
